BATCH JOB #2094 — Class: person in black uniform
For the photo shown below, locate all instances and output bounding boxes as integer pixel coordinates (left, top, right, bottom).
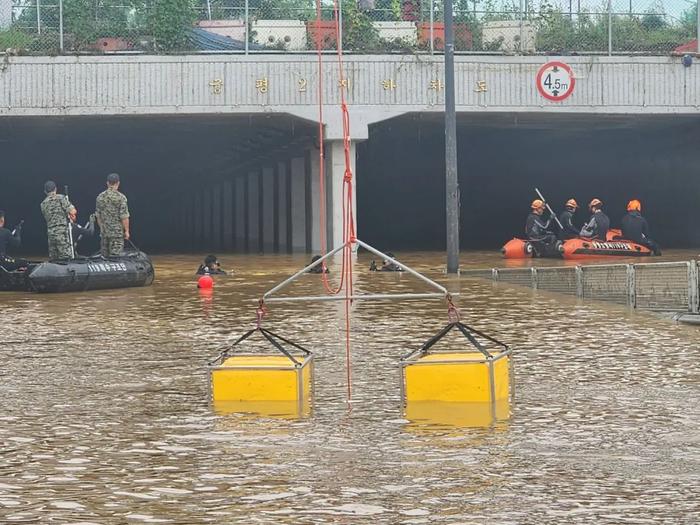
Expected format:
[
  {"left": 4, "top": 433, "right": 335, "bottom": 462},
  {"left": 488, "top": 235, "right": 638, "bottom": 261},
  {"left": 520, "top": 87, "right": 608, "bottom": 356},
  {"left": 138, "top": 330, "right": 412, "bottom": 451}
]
[
  {"left": 307, "top": 255, "right": 330, "bottom": 274},
  {"left": 69, "top": 209, "right": 96, "bottom": 255},
  {"left": 369, "top": 252, "right": 404, "bottom": 272},
  {"left": 580, "top": 198, "right": 610, "bottom": 240},
  {"left": 0, "top": 210, "right": 28, "bottom": 272},
  {"left": 621, "top": 200, "right": 661, "bottom": 255},
  {"left": 558, "top": 198, "right": 580, "bottom": 240},
  {"left": 525, "top": 199, "right": 558, "bottom": 256},
  {"left": 196, "top": 254, "right": 227, "bottom": 275}
]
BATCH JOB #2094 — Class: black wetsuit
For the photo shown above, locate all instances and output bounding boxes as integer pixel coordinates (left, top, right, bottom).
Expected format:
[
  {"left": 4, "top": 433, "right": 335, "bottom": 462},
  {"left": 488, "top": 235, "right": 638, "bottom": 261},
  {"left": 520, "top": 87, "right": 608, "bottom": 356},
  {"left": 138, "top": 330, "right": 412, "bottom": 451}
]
[
  {"left": 621, "top": 211, "right": 661, "bottom": 255},
  {"left": 0, "top": 227, "right": 27, "bottom": 271},
  {"left": 196, "top": 264, "right": 227, "bottom": 275},
  {"left": 580, "top": 211, "right": 610, "bottom": 240},
  {"left": 558, "top": 209, "right": 579, "bottom": 240}
]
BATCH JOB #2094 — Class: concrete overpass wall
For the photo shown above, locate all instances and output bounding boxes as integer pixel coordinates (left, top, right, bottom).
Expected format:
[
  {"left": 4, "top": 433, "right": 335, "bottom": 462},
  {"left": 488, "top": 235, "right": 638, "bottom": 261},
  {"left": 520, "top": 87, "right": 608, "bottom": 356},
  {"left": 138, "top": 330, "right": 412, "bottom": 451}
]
[{"left": 0, "top": 56, "right": 698, "bottom": 125}]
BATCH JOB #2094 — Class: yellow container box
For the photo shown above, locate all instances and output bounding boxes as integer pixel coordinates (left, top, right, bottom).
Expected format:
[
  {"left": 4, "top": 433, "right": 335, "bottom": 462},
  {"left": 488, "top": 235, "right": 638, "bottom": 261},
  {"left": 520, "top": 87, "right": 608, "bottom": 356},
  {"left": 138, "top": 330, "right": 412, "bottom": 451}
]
[
  {"left": 210, "top": 354, "right": 313, "bottom": 403},
  {"left": 401, "top": 351, "right": 511, "bottom": 404}
]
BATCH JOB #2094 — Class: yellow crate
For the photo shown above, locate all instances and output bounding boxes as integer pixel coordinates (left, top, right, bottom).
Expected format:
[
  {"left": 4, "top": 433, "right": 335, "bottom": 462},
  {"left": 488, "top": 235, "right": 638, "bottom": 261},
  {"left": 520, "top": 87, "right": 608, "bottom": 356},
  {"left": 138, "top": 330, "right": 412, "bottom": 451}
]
[
  {"left": 210, "top": 355, "right": 313, "bottom": 402},
  {"left": 401, "top": 351, "right": 510, "bottom": 403},
  {"left": 404, "top": 400, "right": 511, "bottom": 429},
  {"left": 212, "top": 400, "right": 312, "bottom": 419}
]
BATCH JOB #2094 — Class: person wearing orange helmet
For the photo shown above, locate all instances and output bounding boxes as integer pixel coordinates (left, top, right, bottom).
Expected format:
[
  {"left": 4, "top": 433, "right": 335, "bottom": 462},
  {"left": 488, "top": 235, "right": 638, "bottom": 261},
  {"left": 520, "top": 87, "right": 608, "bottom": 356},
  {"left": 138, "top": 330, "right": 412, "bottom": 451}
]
[
  {"left": 525, "top": 199, "right": 557, "bottom": 253},
  {"left": 558, "top": 198, "right": 580, "bottom": 240},
  {"left": 621, "top": 200, "right": 661, "bottom": 255},
  {"left": 580, "top": 198, "right": 610, "bottom": 240}
]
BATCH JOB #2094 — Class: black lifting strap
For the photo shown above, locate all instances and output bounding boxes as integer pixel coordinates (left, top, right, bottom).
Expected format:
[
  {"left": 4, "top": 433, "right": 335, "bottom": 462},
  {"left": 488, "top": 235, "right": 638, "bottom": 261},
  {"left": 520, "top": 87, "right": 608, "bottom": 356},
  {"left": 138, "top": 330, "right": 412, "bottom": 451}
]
[
  {"left": 209, "top": 327, "right": 308, "bottom": 367},
  {"left": 404, "top": 321, "right": 508, "bottom": 361}
]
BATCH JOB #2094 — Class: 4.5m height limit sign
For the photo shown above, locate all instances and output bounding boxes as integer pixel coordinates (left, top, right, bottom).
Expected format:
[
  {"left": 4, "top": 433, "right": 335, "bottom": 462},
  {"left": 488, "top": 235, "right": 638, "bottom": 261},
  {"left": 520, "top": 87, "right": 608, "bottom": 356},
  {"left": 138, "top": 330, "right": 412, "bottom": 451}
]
[{"left": 536, "top": 61, "right": 576, "bottom": 102}]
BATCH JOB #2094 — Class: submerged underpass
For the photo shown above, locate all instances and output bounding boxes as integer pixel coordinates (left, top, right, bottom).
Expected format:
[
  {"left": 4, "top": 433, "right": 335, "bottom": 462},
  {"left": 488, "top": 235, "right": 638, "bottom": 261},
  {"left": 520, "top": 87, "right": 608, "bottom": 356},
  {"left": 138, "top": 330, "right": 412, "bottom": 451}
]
[{"left": 1, "top": 112, "right": 699, "bottom": 255}]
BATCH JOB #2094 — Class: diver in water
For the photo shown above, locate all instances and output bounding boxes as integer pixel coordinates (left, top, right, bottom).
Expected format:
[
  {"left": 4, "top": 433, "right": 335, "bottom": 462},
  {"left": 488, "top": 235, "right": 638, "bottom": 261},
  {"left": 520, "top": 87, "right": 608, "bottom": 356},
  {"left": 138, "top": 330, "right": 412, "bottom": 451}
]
[
  {"left": 621, "top": 200, "right": 661, "bottom": 255},
  {"left": 580, "top": 198, "right": 610, "bottom": 241},
  {"left": 307, "top": 255, "right": 329, "bottom": 274},
  {"left": 196, "top": 254, "right": 227, "bottom": 275},
  {"left": 0, "top": 210, "right": 28, "bottom": 272},
  {"left": 369, "top": 252, "right": 404, "bottom": 272},
  {"left": 558, "top": 199, "right": 580, "bottom": 240}
]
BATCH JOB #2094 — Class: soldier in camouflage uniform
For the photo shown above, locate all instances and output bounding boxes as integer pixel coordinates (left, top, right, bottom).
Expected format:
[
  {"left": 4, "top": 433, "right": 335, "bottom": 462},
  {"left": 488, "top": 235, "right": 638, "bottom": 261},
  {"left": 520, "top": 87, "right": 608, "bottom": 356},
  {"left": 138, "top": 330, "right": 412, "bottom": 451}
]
[
  {"left": 96, "top": 173, "right": 130, "bottom": 258},
  {"left": 40, "top": 180, "right": 75, "bottom": 261}
]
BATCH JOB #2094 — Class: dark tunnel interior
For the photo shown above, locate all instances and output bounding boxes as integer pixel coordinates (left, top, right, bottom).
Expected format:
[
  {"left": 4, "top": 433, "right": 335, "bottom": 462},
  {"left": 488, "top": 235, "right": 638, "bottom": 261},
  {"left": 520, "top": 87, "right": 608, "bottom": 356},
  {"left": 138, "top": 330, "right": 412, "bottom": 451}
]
[
  {"left": 357, "top": 113, "right": 700, "bottom": 250},
  {"left": 0, "top": 112, "right": 698, "bottom": 256},
  {"left": 0, "top": 114, "right": 316, "bottom": 255}
]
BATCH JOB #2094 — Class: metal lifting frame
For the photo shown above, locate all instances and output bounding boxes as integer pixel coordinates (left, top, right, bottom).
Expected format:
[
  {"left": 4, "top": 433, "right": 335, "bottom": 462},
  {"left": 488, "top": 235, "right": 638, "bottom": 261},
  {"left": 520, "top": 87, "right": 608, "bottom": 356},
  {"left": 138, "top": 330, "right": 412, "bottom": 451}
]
[{"left": 263, "top": 238, "right": 457, "bottom": 303}]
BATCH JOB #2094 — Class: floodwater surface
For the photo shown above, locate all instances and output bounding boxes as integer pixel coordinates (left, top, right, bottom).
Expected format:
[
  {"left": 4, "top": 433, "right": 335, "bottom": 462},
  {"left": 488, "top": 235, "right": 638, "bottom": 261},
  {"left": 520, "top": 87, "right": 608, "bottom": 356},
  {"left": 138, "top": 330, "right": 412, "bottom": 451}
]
[{"left": 1, "top": 252, "right": 699, "bottom": 524}]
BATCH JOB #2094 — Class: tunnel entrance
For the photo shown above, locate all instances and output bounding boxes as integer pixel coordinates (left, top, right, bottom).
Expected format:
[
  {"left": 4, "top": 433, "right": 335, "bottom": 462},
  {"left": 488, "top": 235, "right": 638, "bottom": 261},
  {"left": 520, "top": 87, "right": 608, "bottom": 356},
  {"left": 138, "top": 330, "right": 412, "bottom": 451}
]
[
  {"left": 2, "top": 112, "right": 699, "bottom": 256},
  {"left": 357, "top": 113, "right": 700, "bottom": 250},
  {"left": 0, "top": 114, "right": 316, "bottom": 255}
]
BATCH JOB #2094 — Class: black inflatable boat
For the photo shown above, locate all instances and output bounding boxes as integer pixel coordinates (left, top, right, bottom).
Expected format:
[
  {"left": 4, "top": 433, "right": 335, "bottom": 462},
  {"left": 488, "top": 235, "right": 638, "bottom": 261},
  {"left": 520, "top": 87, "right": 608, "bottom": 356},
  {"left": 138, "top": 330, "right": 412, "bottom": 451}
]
[{"left": 0, "top": 251, "right": 154, "bottom": 293}]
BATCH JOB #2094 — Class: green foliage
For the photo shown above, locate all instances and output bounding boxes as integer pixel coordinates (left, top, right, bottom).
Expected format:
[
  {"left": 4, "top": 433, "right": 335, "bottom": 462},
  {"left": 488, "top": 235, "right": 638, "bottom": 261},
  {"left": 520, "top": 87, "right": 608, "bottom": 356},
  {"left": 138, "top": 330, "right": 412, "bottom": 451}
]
[
  {"left": 0, "top": 29, "right": 34, "bottom": 50},
  {"left": 252, "top": 0, "right": 314, "bottom": 21},
  {"left": 342, "top": 0, "right": 380, "bottom": 50},
  {"left": 150, "top": 0, "right": 196, "bottom": 51}
]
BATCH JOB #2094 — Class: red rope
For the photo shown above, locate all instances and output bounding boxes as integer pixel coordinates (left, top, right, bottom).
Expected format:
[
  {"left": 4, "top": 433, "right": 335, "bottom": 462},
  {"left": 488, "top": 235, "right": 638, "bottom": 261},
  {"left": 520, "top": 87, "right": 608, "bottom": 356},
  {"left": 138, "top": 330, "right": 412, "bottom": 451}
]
[{"left": 313, "top": 0, "right": 356, "bottom": 401}]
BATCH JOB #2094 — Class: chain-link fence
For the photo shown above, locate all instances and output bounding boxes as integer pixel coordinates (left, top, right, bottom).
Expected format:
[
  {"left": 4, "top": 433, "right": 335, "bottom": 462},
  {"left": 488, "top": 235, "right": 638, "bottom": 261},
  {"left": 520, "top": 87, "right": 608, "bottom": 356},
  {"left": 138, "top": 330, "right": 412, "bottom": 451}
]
[
  {"left": 0, "top": 0, "right": 697, "bottom": 55},
  {"left": 463, "top": 260, "right": 700, "bottom": 313}
]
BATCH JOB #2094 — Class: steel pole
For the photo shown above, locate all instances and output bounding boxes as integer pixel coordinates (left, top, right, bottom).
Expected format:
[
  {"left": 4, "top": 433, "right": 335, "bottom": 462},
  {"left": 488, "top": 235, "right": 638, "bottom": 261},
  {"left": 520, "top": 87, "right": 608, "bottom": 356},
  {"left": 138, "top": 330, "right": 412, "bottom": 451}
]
[
  {"left": 444, "top": 0, "right": 459, "bottom": 274},
  {"left": 697, "top": 0, "right": 699, "bottom": 53},
  {"left": 608, "top": 0, "right": 612, "bottom": 56},
  {"left": 429, "top": 0, "right": 434, "bottom": 54},
  {"left": 36, "top": 0, "right": 41, "bottom": 35},
  {"left": 58, "top": 0, "right": 63, "bottom": 52},
  {"left": 244, "top": 0, "right": 249, "bottom": 55}
]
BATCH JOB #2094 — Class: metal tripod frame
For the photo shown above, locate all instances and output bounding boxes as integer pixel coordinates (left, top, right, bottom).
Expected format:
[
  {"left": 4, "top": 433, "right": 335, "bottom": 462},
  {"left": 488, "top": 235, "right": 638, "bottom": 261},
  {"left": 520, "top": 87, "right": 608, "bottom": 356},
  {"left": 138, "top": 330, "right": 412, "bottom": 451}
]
[{"left": 262, "top": 238, "right": 457, "bottom": 303}]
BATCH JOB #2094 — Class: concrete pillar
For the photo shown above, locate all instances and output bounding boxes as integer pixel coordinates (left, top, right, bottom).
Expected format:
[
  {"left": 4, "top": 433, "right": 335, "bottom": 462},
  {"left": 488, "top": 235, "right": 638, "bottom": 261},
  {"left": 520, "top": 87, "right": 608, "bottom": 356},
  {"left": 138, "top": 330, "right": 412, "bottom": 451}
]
[
  {"left": 326, "top": 140, "right": 357, "bottom": 250},
  {"left": 277, "top": 161, "right": 288, "bottom": 253},
  {"left": 235, "top": 176, "right": 246, "bottom": 252},
  {"left": 261, "top": 167, "right": 275, "bottom": 253},
  {"left": 290, "top": 157, "right": 306, "bottom": 252},
  {"left": 203, "top": 187, "right": 213, "bottom": 250},
  {"left": 212, "top": 184, "right": 222, "bottom": 251},
  {"left": 309, "top": 149, "right": 321, "bottom": 253},
  {"left": 194, "top": 192, "right": 202, "bottom": 252},
  {"left": 248, "top": 171, "right": 260, "bottom": 253},
  {"left": 223, "top": 180, "right": 233, "bottom": 252}
]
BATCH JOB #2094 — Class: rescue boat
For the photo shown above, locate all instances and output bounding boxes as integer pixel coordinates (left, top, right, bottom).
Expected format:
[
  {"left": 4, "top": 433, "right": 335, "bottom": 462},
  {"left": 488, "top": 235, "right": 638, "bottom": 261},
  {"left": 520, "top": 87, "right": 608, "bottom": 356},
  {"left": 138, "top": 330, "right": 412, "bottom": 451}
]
[
  {"left": 502, "top": 230, "right": 653, "bottom": 260},
  {"left": 0, "top": 250, "right": 154, "bottom": 293}
]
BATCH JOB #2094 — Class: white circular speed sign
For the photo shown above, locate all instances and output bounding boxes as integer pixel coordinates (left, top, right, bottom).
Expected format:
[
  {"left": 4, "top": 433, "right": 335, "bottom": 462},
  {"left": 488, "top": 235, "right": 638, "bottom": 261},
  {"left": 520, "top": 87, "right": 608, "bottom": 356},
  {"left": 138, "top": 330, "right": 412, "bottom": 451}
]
[{"left": 536, "top": 61, "right": 575, "bottom": 102}]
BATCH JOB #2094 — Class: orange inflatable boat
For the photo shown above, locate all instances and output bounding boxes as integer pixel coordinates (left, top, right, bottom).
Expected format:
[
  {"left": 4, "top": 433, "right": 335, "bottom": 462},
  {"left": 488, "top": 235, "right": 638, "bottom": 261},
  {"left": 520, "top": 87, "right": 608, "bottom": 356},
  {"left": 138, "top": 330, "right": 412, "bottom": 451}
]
[{"left": 502, "top": 230, "right": 653, "bottom": 260}]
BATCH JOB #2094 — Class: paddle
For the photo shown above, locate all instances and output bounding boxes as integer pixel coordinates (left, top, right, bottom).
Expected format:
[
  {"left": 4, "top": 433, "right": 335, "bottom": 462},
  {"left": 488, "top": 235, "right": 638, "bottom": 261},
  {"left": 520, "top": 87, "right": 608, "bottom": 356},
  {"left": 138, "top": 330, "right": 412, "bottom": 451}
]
[
  {"left": 535, "top": 188, "right": 564, "bottom": 230},
  {"left": 64, "top": 185, "right": 76, "bottom": 259}
]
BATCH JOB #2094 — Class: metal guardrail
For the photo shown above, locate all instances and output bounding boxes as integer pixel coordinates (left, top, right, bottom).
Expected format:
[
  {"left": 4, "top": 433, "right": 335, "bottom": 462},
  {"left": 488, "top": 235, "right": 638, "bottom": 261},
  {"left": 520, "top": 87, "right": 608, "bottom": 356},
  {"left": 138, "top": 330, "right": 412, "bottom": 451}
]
[
  {"left": 1, "top": 0, "right": 698, "bottom": 56},
  {"left": 465, "top": 260, "right": 700, "bottom": 313}
]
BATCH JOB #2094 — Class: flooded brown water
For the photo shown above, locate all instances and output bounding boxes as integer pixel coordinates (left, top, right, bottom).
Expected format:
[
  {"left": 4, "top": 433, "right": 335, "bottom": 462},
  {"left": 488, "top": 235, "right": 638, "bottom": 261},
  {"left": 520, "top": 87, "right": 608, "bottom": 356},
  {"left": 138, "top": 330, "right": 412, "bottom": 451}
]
[{"left": 1, "top": 252, "right": 699, "bottom": 524}]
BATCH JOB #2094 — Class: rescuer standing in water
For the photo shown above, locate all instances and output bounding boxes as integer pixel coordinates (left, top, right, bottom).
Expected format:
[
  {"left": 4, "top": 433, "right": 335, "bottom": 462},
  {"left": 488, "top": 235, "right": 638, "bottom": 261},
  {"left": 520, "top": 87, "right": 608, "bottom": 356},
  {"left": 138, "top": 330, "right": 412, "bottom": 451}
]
[
  {"left": 580, "top": 198, "right": 610, "bottom": 240},
  {"left": 96, "top": 173, "right": 130, "bottom": 258},
  {"left": 558, "top": 199, "right": 580, "bottom": 240},
  {"left": 40, "top": 180, "right": 75, "bottom": 260},
  {"left": 0, "top": 210, "right": 27, "bottom": 271},
  {"left": 621, "top": 200, "right": 661, "bottom": 255}
]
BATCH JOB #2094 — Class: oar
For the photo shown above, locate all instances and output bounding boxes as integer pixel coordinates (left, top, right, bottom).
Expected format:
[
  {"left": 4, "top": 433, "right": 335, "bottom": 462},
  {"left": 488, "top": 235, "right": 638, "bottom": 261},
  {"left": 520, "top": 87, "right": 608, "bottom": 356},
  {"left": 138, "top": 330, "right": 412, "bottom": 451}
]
[
  {"left": 535, "top": 188, "right": 564, "bottom": 230},
  {"left": 11, "top": 220, "right": 24, "bottom": 236}
]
